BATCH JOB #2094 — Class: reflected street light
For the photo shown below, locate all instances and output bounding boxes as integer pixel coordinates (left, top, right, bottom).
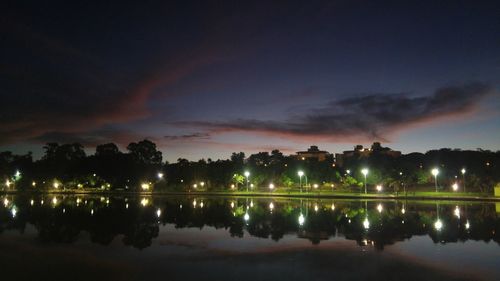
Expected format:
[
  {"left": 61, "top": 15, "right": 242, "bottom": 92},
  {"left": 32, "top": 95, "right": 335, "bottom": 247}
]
[
  {"left": 361, "top": 168, "right": 369, "bottom": 194},
  {"left": 363, "top": 217, "right": 370, "bottom": 229},
  {"left": 298, "top": 213, "right": 305, "bottom": 226},
  {"left": 431, "top": 168, "right": 439, "bottom": 192}
]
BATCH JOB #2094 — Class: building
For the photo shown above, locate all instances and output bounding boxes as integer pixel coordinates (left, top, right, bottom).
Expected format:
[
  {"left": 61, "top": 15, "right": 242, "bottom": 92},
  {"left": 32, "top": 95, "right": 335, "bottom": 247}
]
[
  {"left": 296, "top": 146, "right": 330, "bottom": 161},
  {"left": 336, "top": 142, "right": 401, "bottom": 167}
]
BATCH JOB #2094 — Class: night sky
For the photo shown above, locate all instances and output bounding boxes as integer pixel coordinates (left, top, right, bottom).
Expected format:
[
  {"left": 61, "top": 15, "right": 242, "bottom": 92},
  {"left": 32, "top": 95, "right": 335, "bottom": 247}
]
[{"left": 1, "top": 0, "right": 499, "bottom": 161}]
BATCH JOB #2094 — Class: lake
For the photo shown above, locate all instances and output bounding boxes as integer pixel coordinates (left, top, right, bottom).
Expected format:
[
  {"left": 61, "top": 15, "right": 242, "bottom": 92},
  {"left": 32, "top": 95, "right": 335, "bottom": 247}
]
[{"left": 0, "top": 194, "right": 499, "bottom": 281}]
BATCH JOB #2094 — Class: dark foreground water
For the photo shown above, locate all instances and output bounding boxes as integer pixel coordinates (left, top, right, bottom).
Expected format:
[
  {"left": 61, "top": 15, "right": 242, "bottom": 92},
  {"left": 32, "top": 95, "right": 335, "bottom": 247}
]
[{"left": 0, "top": 194, "right": 499, "bottom": 281}]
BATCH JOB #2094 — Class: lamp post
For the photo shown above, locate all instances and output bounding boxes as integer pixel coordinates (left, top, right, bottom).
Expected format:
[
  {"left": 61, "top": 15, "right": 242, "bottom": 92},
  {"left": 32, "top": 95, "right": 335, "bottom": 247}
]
[
  {"left": 298, "top": 171, "right": 304, "bottom": 192},
  {"left": 461, "top": 168, "right": 466, "bottom": 193},
  {"left": 432, "top": 168, "right": 439, "bottom": 192},
  {"left": 361, "top": 168, "right": 369, "bottom": 194},
  {"left": 244, "top": 171, "right": 250, "bottom": 192}
]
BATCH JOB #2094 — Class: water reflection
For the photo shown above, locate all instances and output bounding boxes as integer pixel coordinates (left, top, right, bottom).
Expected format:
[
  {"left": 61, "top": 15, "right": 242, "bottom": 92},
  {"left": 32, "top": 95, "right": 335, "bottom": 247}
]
[{"left": 0, "top": 195, "right": 499, "bottom": 250}]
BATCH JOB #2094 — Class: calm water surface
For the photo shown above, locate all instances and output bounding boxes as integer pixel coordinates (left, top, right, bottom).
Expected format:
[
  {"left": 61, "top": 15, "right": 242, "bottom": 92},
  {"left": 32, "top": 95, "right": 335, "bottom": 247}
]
[{"left": 1, "top": 194, "right": 499, "bottom": 281}]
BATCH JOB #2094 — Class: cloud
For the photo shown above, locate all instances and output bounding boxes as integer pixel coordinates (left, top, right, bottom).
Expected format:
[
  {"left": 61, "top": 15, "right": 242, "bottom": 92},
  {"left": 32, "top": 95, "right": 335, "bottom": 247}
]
[
  {"left": 176, "top": 82, "right": 494, "bottom": 142},
  {"left": 164, "top": 133, "right": 211, "bottom": 141},
  {"left": 0, "top": 19, "right": 221, "bottom": 146}
]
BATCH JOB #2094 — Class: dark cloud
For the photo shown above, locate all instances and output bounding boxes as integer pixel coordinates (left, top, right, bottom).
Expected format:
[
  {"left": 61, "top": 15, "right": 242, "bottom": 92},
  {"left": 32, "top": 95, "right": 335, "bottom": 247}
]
[
  {"left": 0, "top": 16, "right": 222, "bottom": 145},
  {"left": 178, "top": 82, "right": 494, "bottom": 141},
  {"left": 164, "top": 133, "right": 211, "bottom": 141}
]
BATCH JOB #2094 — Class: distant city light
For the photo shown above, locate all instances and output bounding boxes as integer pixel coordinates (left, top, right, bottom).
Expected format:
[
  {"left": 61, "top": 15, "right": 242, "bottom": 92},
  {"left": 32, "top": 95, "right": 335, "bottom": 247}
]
[
  {"left": 157, "top": 172, "right": 164, "bottom": 179},
  {"left": 141, "top": 183, "right": 150, "bottom": 190}
]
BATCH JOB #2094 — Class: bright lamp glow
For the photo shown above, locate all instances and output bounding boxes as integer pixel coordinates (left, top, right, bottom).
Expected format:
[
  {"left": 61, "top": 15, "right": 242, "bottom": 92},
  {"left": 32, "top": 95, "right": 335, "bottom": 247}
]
[
  {"left": 298, "top": 171, "right": 304, "bottom": 177},
  {"left": 244, "top": 171, "right": 250, "bottom": 177},
  {"left": 431, "top": 168, "right": 439, "bottom": 176},
  {"left": 452, "top": 183, "right": 458, "bottom": 191},
  {"left": 361, "top": 168, "right": 369, "bottom": 176}
]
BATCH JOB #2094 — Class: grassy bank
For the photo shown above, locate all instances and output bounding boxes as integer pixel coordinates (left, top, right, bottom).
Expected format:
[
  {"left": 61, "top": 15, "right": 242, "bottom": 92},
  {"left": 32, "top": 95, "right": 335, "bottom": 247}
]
[{"left": 2, "top": 188, "right": 498, "bottom": 201}]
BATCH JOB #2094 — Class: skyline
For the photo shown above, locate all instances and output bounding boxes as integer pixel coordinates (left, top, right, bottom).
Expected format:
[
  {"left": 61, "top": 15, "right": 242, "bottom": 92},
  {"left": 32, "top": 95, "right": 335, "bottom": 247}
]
[{"left": 1, "top": 1, "right": 499, "bottom": 162}]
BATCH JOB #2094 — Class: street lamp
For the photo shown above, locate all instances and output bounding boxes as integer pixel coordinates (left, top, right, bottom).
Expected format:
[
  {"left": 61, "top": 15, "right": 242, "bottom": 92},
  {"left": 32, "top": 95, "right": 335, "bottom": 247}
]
[
  {"left": 244, "top": 171, "right": 250, "bottom": 192},
  {"left": 361, "top": 168, "right": 369, "bottom": 194},
  {"left": 298, "top": 171, "right": 304, "bottom": 192},
  {"left": 157, "top": 172, "right": 164, "bottom": 179},
  {"left": 431, "top": 168, "right": 439, "bottom": 192},
  {"left": 461, "top": 168, "right": 466, "bottom": 193},
  {"left": 452, "top": 182, "right": 458, "bottom": 191}
]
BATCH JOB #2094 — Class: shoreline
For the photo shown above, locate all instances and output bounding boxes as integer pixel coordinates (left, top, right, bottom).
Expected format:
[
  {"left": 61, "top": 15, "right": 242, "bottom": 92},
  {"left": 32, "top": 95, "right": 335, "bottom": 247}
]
[{"left": 1, "top": 190, "right": 499, "bottom": 202}]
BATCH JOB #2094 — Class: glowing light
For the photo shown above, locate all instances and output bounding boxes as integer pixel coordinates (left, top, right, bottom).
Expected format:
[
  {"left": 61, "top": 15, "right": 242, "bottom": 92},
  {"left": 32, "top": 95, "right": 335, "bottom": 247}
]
[
  {"left": 250, "top": 184, "right": 254, "bottom": 188},
  {"left": 361, "top": 168, "right": 369, "bottom": 176},
  {"left": 331, "top": 203, "right": 335, "bottom": 211},
  {"left": 346, "top": 169, "right": 351, "bottom": 174},
  {"left": 11, "top": 206, "right": 17, "bottom": 218},
  {"left": 91, "top": 209, "right": 94, "bottom": 215},
  {"left": 363, "top": 217, "right": 370, "bottom": 229},
  {"left": 434, "top": 219, "right": 443, "bottom": 231},
  {"left": 53, "top": 181, "right": 59, "bottom": 189},
  {"left": 298, "top": 213, "right": 305, "bottom": 226},
  {"left": 32, "top": 181, "right": 36, "bottom": 187},
  {"left": 313, "top": 184, "right": 319, "bottom": 189},
  {"left": 193, "top": 199, "right": 198, "bottom": 207},
  {"left": 452, "top": 183, "right": 459, "bottom": 191},
  {"left": 200, "top": 201, "right": 204, "bottom": 208},
  {"left": 230, "top": 201, "right": 234, "bottom": 208},
  {"left": 5, "top": 180, "right": 11, "bottom": 187},
  {"left": 250, "top": 200, "right": 254, "bottom": 208},
  {"left": 30, "top": 199, "right": 34, "bottom": 206},
  {"left": 3, "top": 198, "right": 8, "bottom": 207},
  {"left": 314, "top": 204, "right": 318, "bottom": 212},
  {"left": 431, "top": 168, "right": 439, "bottom": 177},
  {"left": 376, "top": 185, "right": 382, "bottom": 192},
  {"left": 377, "top": 204, "right": 383, "bottom": 213},
  {"left": 461, "top": 168, "right": 466, "bottom": 175},
  {"left": 454, "top": 206, "right": 460, "bottom": 218},
  {"left": 269, "top": 183, "right": 275, "bottom": 190},
  {"left": 298, "top": 171, "right": 304, "bottom": 177},
  {"left": 125, "top": 203, "right": 129, "bottom": 209},
  {"left": 465, "top": 220, "right": 470, "bottom": 229},
  {"left": 141, "top": 198, "right": 149, "bottom": 206},
  {"left": 244, "top": 212, "right": 250, "bottom": 222},
  {"left": 193, "top": 184, "right": 198, "bottom": 188},
  {"left": 269, "top": 202, "right": 274, "bottom": 211},
  {"left": 244, "top": 171, "right": 250, "bottom": 177},
  {"left": 231, "top": 184, "right": 235, "bottom": 189},
  {"left": 15, "top": 170, "right": 21, "bottom": 178},
  {"left": 200, "top": 182, "right": 205, "bottom": 187},
  {"left": 156, "top": 209, "right": 162, "bottom": 218},
  {"left": 157, "top": 172, "right": 164, "bottom": 179},
  {"left": 401, "top": 208, "right": 406, "bottom": 214},
  {"left": 141, "top": 183, "right": 150, "bottom": 190},
  {"left": 52, "top": 197, "right": 58, "bottom": 205}
]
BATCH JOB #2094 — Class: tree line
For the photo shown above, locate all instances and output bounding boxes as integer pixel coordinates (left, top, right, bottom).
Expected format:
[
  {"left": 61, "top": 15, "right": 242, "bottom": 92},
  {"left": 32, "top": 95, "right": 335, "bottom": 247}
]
[{"left": 0, "top": 140, "right": 499, "bottom": 193}]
